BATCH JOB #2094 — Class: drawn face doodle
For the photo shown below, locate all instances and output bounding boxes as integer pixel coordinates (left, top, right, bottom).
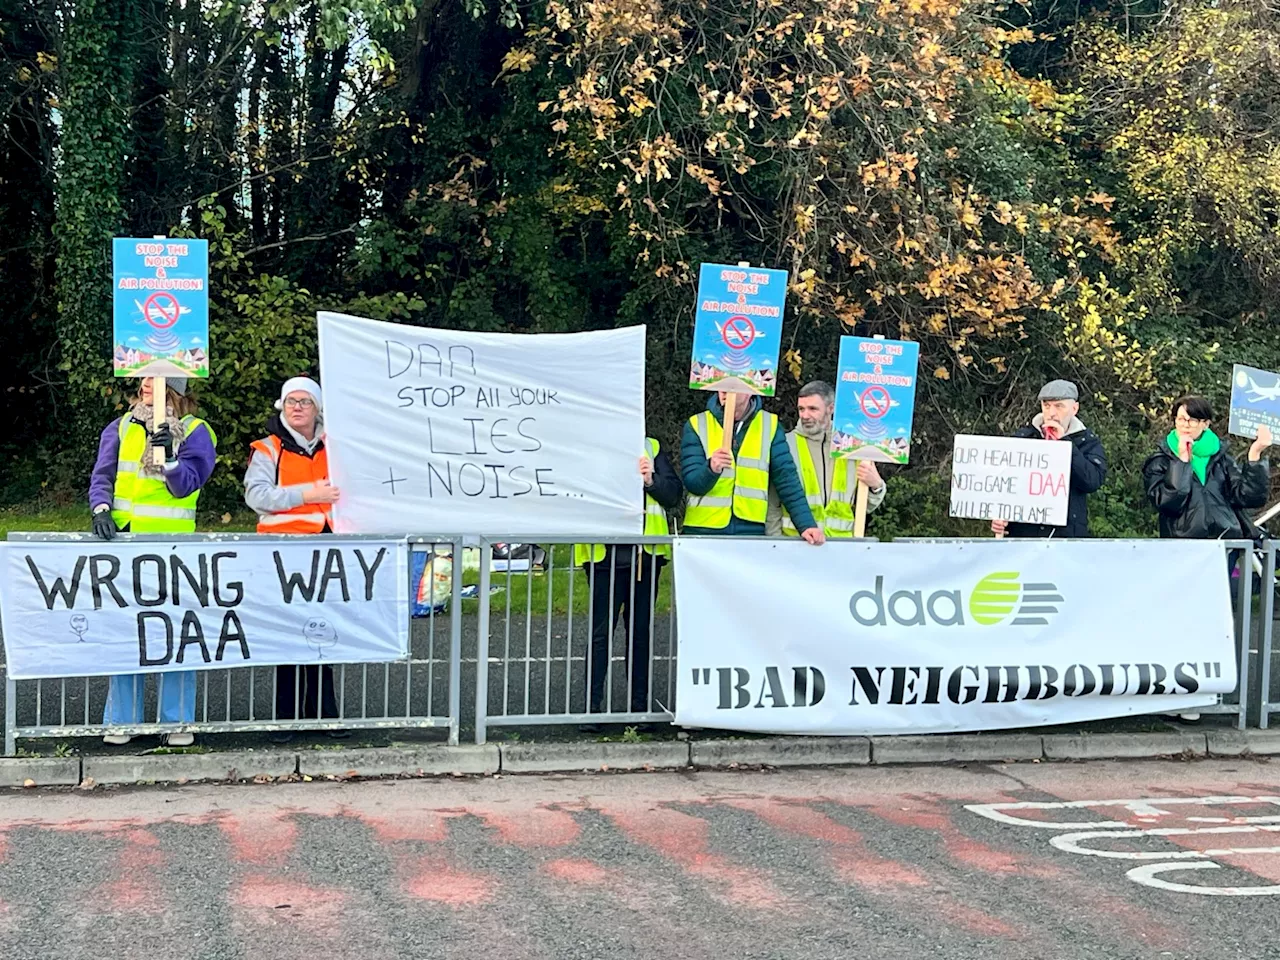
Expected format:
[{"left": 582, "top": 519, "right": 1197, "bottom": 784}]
[
  {"left": 303, "top": 618, "right": 337, "bottom": 643},
  {"left": 70, "top": 614, "right": 89, "bottom": 637}
]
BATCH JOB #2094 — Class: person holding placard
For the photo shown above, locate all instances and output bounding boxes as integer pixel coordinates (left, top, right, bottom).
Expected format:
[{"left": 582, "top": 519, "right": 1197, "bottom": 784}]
[
  {"left": 88, "top": 376, "right": 218, "bottom": 746},
  {"left": 244, "top": 376, "right": 346, "bottom": 741},
  {"left": 681, "top": 391, "right": 825, "bottom": 544},
  {"left": 1142, "top": 395, "right": 1271, "bottom": 542},
  {"left": 574, "top": 438, "right": 682, "bottom": 728},
  {"left": 990, "top": 379, "right": 1107, "bottom": 539},
  {"left": 766, "top": 381, "right": 885, "bottom": 538}
]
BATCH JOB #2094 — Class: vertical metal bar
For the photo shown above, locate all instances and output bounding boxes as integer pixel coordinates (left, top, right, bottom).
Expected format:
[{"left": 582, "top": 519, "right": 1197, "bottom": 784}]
[
  {"left": 5, "top": 675, "right": 16, "bottom": 756},
  {"left": 249, "top": 668, "right": 256, "bottom": 722},
  {"left": 475, "top": 540, "right": 493, "bottom": 745},
  {"left": 523, "top": 543, "right": 534, "bottom": 716},
  {"left": 625, "top": 545, "right": 638, "bottom": 717},
  {"left": 544, "top": 544, "right": 555, "bottom": 715},
  {"left": 502, "top": 563, "right": 513, "bottom": 716},
  {"left": 35, "top": 679, "right": 41, "bottom": 727},
  {"left": 605, "top": 550, "right": 617, "bottom": 714},
  {"left": 1236, "top": 542, "right": 1254, "bottom": 731},
  {"left": 60, "top": 678, "right": 66, "bottom": 727},
  {"left": 202, "top": 671, "right": 210, "bottom": 723},
  {"left": 646, "top": 546, "right": 659, "bottom": 715},
  {"left": 566, "top": 557, "right": 577, "bottom": 714},
  {"left": 224, "top": 668, "right": 231, "bottom": 722},
  {"left": 361, "top": 664, "right": 369, "bottom": 720},
  {"left": 667, "top": 547, "right": 677, "bottom": 714},
  {"left": 448, "top": 537, "right": 463, "bottom": 746},
  {"left": 83, "top": 677, "right": 90, "bottom": 726},
  {"left": 339, "top": 664, "right": 347, "bottom": 723},
  {"left": 1261, "top": 542, "right": 1276, "bottom": 729},
  {"left": 408, "top": 544, "right": 419, "bottom": 721}
]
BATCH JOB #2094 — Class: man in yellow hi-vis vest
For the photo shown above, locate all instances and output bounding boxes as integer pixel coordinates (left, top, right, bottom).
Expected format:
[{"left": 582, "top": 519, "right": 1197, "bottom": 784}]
[
  {"left": 681, "top": 391, "right": 825, "bottom": 544},
  {"left": 766, "top": 381, "right": 886, "bottom": 537},
  {"left": 574, "top": 439, "right": 682, "bottom": 729}
]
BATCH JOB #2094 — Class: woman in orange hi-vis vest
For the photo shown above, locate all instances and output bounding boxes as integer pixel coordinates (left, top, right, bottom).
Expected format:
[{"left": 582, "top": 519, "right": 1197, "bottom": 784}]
[{"left": 244, "top": 376, "right": 347, "bottom": 743}]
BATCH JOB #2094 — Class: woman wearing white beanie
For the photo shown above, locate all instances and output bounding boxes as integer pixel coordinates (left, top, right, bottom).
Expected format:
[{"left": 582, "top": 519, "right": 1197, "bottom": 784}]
[{"left": 244, "top": 376, "right": 346, "bottom": 741}]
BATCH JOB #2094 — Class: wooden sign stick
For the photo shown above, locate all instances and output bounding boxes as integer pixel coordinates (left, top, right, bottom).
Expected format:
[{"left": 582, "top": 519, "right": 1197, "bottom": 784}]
[
  {"left": 720, "top": 392, "right": 737, "bottom": 454},
  {"left": 853, "top": 477, "right": 870, "bottom": 538},
  {"left": 151, "top": 375, "right": 167, "bottom": 466}
]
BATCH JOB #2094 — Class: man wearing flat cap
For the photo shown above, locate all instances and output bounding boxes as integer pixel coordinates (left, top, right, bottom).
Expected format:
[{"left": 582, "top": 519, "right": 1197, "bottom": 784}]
[{"left": 991, "top": 379, "right": 1107, "bottom": 539}]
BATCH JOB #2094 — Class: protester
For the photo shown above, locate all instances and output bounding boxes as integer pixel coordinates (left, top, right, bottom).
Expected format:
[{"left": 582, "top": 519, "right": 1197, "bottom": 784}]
[
  {"left": 682, "top": 391, "right": 825, "bottom": 543},
  {"left": 766, "top": 381, "right": 884, "bottom": 537},
  {"left": 89, "top": 377, "right": 216, "bottom": 746},
  {"left": 574, "top": 438, "right": 681, "bottom": 729},
  {"left": 991, "top": 379, "right": 1107, "bottom": 538},
  {"left": 244, "top": 376, "right": 346, "bottom": 742},
  {"left": 1141, "top": 395, "right": 1271, "bottom": 541}
]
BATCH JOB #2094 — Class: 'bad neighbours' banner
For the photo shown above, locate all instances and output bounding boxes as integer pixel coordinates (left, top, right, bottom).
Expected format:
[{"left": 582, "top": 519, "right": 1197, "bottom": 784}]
[
  {"left": 674, "top": 538, "right": 1234, "bottom": 735},
  {"left": 0, "top": 538, "right": 409, "bottom": 680}
]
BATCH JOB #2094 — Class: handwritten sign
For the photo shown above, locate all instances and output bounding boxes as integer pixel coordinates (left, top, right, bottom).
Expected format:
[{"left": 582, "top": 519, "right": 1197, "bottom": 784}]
[
  {"left": 832, "top": 336, "right": 920, "bottom": 464},
  {"left": 1228, "top": 364, "right": 1280, "bottom": 439},
  {"left": 318, "top": 312, "right": 646, "bottom": 536},
  {"left": 950, "top": 435, "right": 1071, "bottom": 526},
  {"left": 0, "top": 538, "right": 408, "bottom": 680},
  {"left": 112, "top": 238, "right": 210, "bottom": 379},
  {"left": 689, "top": 263, "right": 787, "bottom": 396}
]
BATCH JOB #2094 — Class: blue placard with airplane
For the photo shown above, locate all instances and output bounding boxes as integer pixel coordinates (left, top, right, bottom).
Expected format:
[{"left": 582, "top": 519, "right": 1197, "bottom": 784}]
[
  {"left": 688, "top": 262, "right": 787, "bottom": 396},
  {"left": 112, "top": 237, "right": 209, "bottom": 379},
  {"left": 1229, "top": 364, "right": 1280, "bottom": 439},
  {"left": 831, "top": 336, "right": 920, "bottom": 464}
]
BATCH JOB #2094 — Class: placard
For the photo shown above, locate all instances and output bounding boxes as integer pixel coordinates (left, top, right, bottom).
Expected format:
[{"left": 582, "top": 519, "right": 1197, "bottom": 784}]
[
  {"left": 0, "top": 538, "right": 409, "bottom": 680},
  {"left": 674, "top": 538, "right": 1233, "bottom": 735},
  {"left": 831, "top": 336, "right": 920, "bottom": 463},
  {"left": 112, "top": 237, "right": 210, "bottom": 378},
  {"left": 950, "top": 434, "right": 1072, "bottom": 526},
  {"left": 688, "top": 263, "right": 786, "bottom": 396},
  {"left": 318, "top": 312, "right": 646, "bottom": 536},
  {"left": 1228, "top": 364, "right": 1280, "bottom": 439}
]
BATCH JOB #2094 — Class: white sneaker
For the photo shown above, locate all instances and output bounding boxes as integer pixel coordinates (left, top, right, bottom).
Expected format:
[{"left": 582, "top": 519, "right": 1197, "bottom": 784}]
[
  {"left": 1179, "top": 712, "right": 1201, "bottom": 722},
  {"left": 102, "top": 734, "right": 131, "bottom": 745},
  {"left": 165, "top": 732, "right": 195, "bottom": 747}
]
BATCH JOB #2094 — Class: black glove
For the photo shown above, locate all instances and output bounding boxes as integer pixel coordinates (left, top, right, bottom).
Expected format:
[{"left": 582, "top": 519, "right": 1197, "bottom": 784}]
[
  {"left": 91, "top": 509, "right": 117, "bottom": 541},
  {"left": 150, "top": 423, "right": 175, "bottom": 461}
]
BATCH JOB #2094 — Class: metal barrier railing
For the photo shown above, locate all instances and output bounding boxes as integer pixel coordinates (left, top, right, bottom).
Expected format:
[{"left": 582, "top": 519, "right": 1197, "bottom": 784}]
[
  {"left": 3, "top": 533, "right": 1273, "bottom": 753},
  {"left": 472, "top": 535, "right": 678, "bottom": 745},
  {"left": 2, "top": 533, "right": 463, "bottom": 754},
  {"left": 894, "top": 537, "right": 1260, "bottom": 730}
]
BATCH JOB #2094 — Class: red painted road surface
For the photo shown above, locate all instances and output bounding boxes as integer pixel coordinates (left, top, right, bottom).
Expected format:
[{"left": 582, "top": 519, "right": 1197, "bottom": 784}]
[{"left": 1, "top": 759, "right": 1278, "bottom": 959}]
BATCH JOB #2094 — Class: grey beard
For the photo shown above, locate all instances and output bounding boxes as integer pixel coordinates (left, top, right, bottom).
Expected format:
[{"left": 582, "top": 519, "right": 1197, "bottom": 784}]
[{"left": 796, "top": 419, "right": 828, "bottom": 440}]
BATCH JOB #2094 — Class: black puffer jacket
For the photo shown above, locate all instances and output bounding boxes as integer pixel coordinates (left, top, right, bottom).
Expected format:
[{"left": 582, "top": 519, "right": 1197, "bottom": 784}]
[
  {"left": 1141, "top": 444, "right": 1269, "bottom": 540},
  {"left": 1007, "top": 418, "right": 1108, "bottom": 538}
]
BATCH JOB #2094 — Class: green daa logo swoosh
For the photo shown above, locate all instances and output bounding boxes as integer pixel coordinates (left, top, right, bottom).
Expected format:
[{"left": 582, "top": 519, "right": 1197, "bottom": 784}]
[{"left": 969, "top": 571, "right": 1021, "bottom": 625}]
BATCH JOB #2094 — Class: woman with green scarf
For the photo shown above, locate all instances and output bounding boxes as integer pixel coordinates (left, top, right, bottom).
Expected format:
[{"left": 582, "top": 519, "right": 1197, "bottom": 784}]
[{"left": 1142, "top": 395, "right": 1271, "bottom": 541}]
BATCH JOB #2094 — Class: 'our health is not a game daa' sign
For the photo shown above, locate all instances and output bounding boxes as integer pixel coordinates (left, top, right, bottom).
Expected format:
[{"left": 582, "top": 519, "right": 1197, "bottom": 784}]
[
  {"left": 688, "top": 263, "right": 787, "bottom": 397},
  {"left": 950, "top": 435, "right": 1072, "bottom": 527},
  {"left": 0, "top": 539, "right": 409, "bottom": 680},
  {"left": 318, "top": 312, "right": 647, "bottom": 536},
  {"left": 112, "top": 237, "right": 210, "bottom": 379}
]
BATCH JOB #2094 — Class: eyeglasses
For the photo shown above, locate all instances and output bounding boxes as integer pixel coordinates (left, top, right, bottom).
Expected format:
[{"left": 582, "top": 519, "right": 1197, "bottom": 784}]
[
  {"left": 1174, "top": 415, "right": 1206, "bottom": 426},
  {"left": 284, "top": 397, "right": 316, "bottom": 409}
]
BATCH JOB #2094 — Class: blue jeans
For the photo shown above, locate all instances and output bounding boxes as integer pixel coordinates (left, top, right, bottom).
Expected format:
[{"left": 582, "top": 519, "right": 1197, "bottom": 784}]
[{"left": 104, "top": 672, "right": 197, "bottom": 725}]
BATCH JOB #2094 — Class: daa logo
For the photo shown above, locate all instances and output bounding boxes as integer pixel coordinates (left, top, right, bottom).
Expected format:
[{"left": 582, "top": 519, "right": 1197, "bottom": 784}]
[
  {"left": 690, "top": 666, "right": 825, "bottom": 710},
  {"left": 849, "top": 571, "right": 1063, "bottom": 627}
]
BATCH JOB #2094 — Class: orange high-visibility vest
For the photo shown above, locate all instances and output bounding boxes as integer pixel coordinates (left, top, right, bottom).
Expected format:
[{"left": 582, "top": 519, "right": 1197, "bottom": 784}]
[{"left": 249, "top": 434, "right": 331, "bottom": 534}]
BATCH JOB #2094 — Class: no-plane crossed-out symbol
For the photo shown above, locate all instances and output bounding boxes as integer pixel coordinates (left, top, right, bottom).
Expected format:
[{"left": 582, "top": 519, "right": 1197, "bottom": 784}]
[
  {"left": 721, "top": 315, "right": 756, "bottom": 352},
  {"left": 860, "top": 385, "right": 891, "bottom": 419},
  {"left": 141, "top": 292, "right": 181, "bottom": 330}
]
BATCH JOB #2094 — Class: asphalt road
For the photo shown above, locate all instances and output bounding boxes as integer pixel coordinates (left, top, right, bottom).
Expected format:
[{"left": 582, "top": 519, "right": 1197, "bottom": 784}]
[{"left": 2, "top": 759, "right": 1280, "bottom": 959}]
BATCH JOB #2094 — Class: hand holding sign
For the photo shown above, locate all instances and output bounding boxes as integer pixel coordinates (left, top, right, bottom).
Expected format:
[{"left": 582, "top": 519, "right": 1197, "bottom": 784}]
[
  {"left": 639, "top": 455, "right": 654, "bottom": 487},
  {"left": 709, "top": 448, "right": 734, "bottom": 474},
  {"left": 304, "top": 480, "right": 342, "bottom": 504},
  {"left": 1250, "top": 424, "right": 1273, "bottom": 462}
]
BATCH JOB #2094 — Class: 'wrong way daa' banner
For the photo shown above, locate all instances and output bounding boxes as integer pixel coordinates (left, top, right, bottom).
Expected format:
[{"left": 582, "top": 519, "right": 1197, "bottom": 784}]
[{"left": 673, "top": 539, "right": 1235, "bottom": 735}]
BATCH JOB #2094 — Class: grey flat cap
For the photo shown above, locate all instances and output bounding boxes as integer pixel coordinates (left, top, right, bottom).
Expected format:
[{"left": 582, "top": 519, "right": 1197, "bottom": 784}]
[{"left": 1038, "top": 379, "right": 1078, "bottom": 402}]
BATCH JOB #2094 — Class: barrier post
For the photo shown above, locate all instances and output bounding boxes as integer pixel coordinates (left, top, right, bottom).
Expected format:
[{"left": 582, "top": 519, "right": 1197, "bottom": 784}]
[
  {"left": 1260, "top": 542, "right": 1277, "bottom": 729},
  {"left": 448, "top": 537, "right": 465, "bottom": 746},
  {"left": 4, "top": 673, "right": 15, "bottom": 757},
  {"left": 1235, "top": 541, "right": 1253, "bottom": 731},
  {"left": 474, "top": 539, "right": 493, "bottom": 745}
]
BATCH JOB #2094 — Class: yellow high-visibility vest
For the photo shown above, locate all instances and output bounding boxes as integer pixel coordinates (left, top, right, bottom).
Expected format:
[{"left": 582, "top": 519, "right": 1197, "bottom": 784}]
[
  {"left": 684, "top": 410, "right": 777, "bottom": 529},
  {"left": 111, "top": 415, "right": 216, "bottom": 534},
  {"left": 780, "top": 431, "right": 854, "bottom": 537},
  {"left": 575, "top": 438, "right": 671, "bottom": 564}
]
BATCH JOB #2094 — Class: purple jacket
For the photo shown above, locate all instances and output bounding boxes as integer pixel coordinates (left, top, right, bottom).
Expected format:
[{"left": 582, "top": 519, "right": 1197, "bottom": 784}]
[{"left": 88, "top": 415, "right": 218, "bottom": 511}]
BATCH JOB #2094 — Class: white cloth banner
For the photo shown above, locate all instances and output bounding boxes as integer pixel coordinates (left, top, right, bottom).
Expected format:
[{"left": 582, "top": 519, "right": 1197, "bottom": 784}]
[
  {"left": 318, "top": 312, "right": 646, "bottom": 535},
  {"left": 674, "top": 538, "right": 1235, "bottom": 735},
  {"left": 0, "top": 539, "right": 409, "bottom": 680}
]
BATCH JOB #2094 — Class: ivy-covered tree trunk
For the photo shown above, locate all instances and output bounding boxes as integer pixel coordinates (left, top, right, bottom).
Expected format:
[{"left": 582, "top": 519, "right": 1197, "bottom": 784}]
[{"left": 53, "top": 0, "right": 139, "bottom": 456}]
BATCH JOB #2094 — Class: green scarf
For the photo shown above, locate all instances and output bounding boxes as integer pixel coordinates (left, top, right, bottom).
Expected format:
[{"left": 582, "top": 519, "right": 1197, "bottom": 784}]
[{"left": 1166, "top": 428, "right": 1220, "bottom": 484}]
